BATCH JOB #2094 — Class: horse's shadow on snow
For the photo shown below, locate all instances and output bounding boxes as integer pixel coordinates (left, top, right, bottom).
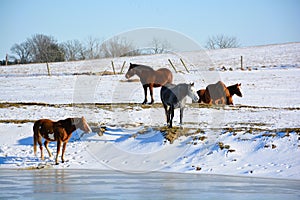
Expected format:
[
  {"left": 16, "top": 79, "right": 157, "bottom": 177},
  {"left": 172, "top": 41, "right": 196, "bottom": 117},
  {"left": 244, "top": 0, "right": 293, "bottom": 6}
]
[{"left": 18, "top": 137, "right": 33, "bottom": 146}]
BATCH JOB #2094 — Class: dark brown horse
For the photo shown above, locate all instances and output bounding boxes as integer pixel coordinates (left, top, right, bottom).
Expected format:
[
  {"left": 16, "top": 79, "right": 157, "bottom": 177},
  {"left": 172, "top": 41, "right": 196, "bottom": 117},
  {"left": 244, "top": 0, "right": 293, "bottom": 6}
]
[
  {"left": 33, "top": 117, "right": 91, "bottom": 165},
  {"left": 197, "top": 81, "right": 242, "bottom": 105},
  {"left": 125, "top": 63, "right": 173, "bottom": 104}
]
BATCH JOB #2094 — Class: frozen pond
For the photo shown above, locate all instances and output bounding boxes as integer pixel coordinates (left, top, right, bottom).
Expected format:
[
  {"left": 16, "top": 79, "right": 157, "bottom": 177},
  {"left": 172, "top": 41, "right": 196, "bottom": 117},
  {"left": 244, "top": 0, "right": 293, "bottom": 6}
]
[{"left": 0, "top": 169, "right": 299, "bottom": 199}]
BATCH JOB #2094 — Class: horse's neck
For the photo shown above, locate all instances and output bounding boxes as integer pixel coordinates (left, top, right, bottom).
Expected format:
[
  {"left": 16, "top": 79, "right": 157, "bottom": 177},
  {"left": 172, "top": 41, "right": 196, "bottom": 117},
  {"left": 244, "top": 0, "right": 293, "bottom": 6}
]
[
  {"left": 174, "top": 84, "right": 188, "bottom": 101},
  {"left": 227, "top": 85, "right": 235, "bottom": 96},
  {"left": 59, "top": 118, "right": 76, "bottom": 134}
]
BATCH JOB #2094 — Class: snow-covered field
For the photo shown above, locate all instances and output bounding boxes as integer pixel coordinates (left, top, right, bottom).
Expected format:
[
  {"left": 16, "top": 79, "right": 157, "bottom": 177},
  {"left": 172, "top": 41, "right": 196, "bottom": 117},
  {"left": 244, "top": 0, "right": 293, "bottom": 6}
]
[{"left": 0, "top": 42, "right": 299, "bottom": 180}]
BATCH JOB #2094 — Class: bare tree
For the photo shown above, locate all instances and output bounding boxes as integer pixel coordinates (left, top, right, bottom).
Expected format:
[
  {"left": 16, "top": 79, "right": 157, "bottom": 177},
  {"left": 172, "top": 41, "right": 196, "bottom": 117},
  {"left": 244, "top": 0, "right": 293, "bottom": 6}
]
[
  {"left": 10, "top": 41, "right": 31, "bottom": 64},
  {"left": 150, "top": 37, "right": 171, "bottom": 54},
  {"left": 84, "top": 36, "right": 102, "bottom": 60},
  {"left": 61, "top": 40, "right": 84, "bottom": 61},
  {"left": 27, "top": 34, "right": 64, "bottom": 63},
  {"left": 205, "top": 34, "right": 240, "bottom": 49},
  {"left": 101, "top": 37, "right": 136, "bottom": 58}
]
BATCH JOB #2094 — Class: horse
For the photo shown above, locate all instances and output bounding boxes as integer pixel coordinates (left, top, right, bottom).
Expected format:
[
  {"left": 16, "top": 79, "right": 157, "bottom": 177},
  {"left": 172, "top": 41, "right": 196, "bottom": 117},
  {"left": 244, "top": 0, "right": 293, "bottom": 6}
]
[
  {"left": 125, "top": 63, "right": 173, "bottom": 104},
  {"left": 196, "top": 81, "right": 242, "bottom": 105},
  {"left": 161, "top": 83, "right": 199, "bottom": 128},
  {"left": 33, "top": 116, "right": 92, "bottom": 165}
]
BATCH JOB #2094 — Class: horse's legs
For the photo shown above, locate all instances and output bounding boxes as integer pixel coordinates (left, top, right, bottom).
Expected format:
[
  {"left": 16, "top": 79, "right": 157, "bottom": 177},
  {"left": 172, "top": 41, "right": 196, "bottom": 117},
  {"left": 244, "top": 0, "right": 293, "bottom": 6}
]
[
  {"left": 44, "top": 140, "right": 53, "bottom": 158},
  {"left": 169, "top": 106, "right": 174, "bottom": 128},
  {"left": 163, "top": 104, "right": 169, "bottom": 125},
  {"left": 55, "top": 140, "right": 62, "bottom": 165},
  {"left": 142, "top": 85, "right": 148, "bottom": 104},
  {"left": 61, "top": 142, "right": 67, "bottom": 163},
  {"left": 227, "top": 96, "right": 233, "bottom": 105},
  {"left": 36, "top": 136, "right": 44, "bottom": 160},
  {"left": 149, "top": 84, "right": 154, "bottom": 104},
  {"left": 180, "top": 107, "right": 184, "bottom": 125}
]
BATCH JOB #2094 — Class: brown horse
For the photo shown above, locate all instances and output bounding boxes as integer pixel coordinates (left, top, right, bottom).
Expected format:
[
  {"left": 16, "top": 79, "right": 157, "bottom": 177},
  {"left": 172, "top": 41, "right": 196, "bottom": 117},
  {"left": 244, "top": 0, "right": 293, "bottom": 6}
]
[
  {"left": 33, "top": 117, "right": 91, "bottom": 165},
  {"left": 197, "top": 81, "right": 242, "bottom": 105},
  {"left": 125, "top": 63, "right": 173, "bottom": 104}
]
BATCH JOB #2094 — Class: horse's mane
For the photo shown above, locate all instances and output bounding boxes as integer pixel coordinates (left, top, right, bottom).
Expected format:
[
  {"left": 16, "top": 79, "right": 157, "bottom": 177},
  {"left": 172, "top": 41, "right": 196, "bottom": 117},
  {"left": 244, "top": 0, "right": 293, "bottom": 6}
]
[
  {"left": 130, "top": 63, "right": 155, "bottom": 72},
  {"left": 227, "top": 84, "right": 237, "bottom": 89}
]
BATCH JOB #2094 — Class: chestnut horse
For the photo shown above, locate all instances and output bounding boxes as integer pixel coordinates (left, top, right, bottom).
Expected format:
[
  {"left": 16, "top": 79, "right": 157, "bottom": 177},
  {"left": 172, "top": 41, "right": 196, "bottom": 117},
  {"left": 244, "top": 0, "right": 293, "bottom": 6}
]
[
  {"left": 197, "top": 81, "right": 242, "bottom": 105},
  {"left": 33, "top": 117, "right": 91, "bottom": 165},
  {"left": 125, "top": 63, "right": 173, "bottom": 104}
]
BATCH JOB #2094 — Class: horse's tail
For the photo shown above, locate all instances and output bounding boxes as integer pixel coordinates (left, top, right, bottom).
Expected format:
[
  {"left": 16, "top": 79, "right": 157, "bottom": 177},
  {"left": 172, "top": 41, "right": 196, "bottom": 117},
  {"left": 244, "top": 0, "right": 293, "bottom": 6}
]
[
  {"left": 168, "top": 70, "right": 173, "bottom": 84},
  {"left": 33, "top": 120, "right": 40, "bottom": 156}
]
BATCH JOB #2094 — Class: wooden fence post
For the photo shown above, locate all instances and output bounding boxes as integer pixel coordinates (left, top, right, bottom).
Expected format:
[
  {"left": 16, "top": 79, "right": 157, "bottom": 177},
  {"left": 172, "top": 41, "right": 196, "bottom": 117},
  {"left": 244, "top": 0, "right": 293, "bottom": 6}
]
[
  {"left": 111, "top": 61, "right": 116, "bottom": 75},
  {"left": 240, "top": 56, "right": 244, "bottom": 70},
  {"left": 180, "top": 58, "right": 189, "bottom": 73},
  {"left": 168, "top": 59, "right": 177, "bottom": 73},
  {"left": 120, "top": 61, "right": 126, "bottom": 74}
]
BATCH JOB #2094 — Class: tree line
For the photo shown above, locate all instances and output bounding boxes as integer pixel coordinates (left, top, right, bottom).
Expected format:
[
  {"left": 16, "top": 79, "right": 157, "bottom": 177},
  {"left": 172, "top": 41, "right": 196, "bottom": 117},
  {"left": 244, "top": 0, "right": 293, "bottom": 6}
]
[
  {"left": 2, "top": 34, "right": 174, "bottom": 65},
  {"left": 2, "top": 33, "right": 239, "bottom": 65}
]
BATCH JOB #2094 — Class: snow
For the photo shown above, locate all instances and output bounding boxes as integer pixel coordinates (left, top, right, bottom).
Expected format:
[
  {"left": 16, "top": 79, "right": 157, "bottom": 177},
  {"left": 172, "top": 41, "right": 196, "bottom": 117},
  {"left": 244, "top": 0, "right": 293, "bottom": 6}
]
[{"left": 0, "top": 42, "right": 299, "bottom": 180}]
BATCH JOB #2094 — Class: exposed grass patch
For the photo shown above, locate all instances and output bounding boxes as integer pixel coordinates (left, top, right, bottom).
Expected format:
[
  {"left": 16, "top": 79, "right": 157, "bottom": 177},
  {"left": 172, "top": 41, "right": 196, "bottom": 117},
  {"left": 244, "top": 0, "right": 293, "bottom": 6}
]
[
  {"left": 0, "top": 119, "right": 34, "bottom": 124},
  {"left": 119, "top": 78, "right": 140, "bottom": 83}
]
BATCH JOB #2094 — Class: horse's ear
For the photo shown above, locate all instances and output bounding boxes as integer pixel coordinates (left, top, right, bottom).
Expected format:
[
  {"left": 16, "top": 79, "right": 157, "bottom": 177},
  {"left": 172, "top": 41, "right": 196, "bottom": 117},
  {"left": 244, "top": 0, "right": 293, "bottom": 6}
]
[
  {"left": 238, "top": 83, "right": 241, "bottom": 86},
  {"left": 191, "top": 82, "right": 194, "bottom": 86},
  {"left": 129, "top": 63, "right": 134, "bottom": 69},
  {"left": 73, "top": 118, "right": 80, "bottom": 125}
]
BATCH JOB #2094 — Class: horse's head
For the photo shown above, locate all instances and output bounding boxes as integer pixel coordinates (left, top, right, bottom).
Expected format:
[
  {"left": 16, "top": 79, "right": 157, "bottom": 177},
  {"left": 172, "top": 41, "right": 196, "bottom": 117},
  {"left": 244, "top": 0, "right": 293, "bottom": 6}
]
[
  {"left": 234, "top": 83, "right": 242, "bottom": 97},
  {"left": 73, "top": 116, "right": 92, "bottom": 133},
  {"left": 188, "top": 83, "right": 199, "bottom": 102},
  {"left": 227, "top": 83, "right": 242, "bottom": 97},
  {"left": 125, "top": 63, "right": 137, "bottom": 79}
]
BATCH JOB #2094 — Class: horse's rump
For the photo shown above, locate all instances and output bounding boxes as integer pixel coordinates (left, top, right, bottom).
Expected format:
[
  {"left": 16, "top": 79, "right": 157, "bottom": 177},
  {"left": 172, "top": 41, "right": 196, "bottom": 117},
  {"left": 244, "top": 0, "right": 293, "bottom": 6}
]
[
  {"left": 33, "top": 119, "right": 56, "bottom": 141},
  {"left": 203, "top": 81, "right": 230, "bottom": 104},
  {"left": 154, "top": 68, "right": 173, "bottom": 86},
  {"left": 161, "top": 83, "right": 177, "bottom": 105}
]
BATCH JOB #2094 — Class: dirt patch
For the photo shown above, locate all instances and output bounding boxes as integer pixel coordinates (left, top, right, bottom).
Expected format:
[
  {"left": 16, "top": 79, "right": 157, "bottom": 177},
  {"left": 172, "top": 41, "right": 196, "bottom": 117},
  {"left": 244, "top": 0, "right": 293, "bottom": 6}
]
[{"left": 158, "top": 126, "right": 202, "bottom": 144}]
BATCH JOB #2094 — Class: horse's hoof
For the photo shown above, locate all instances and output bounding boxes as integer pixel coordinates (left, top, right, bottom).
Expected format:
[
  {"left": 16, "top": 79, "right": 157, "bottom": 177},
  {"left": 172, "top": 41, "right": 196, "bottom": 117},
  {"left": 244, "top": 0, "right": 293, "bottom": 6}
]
[{"left": 55, "top": 163, "right": 59, "bottom": 165}]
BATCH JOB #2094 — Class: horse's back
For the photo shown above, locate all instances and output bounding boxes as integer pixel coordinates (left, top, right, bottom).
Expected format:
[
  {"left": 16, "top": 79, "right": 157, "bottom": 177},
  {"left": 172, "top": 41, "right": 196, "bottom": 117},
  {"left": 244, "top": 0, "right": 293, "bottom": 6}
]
[
  {"left": 157, "top": 68, "right": 172, "bottom": 75},
  {"left": 207, "top": 81, "right": 228, "bottom": 98}
]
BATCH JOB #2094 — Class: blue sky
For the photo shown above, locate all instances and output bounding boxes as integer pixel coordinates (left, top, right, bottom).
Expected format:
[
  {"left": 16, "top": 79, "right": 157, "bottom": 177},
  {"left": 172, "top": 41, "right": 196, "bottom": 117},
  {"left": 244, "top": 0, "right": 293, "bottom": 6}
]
[{"left": 1, "top": 0, "right": 300, "bottom": 59}]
